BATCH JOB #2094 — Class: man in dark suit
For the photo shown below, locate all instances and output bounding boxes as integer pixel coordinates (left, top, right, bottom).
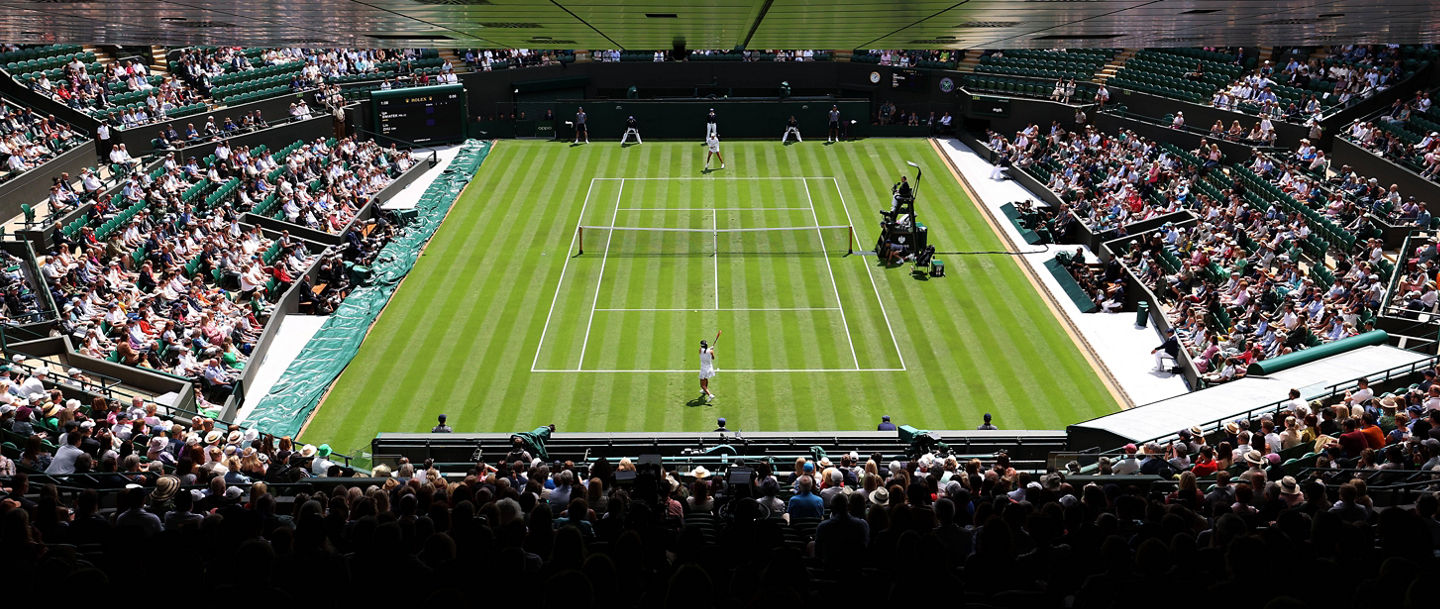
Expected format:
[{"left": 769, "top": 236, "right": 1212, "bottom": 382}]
[
  {"left": 876, "top": 415, "right": 897, "bottom": 431},
  {"left": 1152, "top": 328, "right": 1181, "bottom": 374}
]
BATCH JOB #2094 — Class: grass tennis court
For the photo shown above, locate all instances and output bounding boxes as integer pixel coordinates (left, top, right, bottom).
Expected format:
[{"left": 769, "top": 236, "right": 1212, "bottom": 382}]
[{"left": 303, "top": 139, "right": 1119, "bottom": 454}]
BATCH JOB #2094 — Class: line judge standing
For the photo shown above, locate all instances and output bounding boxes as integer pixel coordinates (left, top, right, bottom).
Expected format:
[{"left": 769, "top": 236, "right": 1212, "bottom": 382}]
[
  {"left": 573, "top": 106, "right": 589, "bottom": 144},
  {"left": 827, "top": 105, "right": 841, "bottom": 143},
  {"left": 704, "top": 107, "right": 718, "bottom": 143}
]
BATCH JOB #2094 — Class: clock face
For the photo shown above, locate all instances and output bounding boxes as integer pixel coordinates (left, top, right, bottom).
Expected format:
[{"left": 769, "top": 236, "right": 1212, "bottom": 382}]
[{"left": 869, "top": 71, "right": 881, "bottom": 84}]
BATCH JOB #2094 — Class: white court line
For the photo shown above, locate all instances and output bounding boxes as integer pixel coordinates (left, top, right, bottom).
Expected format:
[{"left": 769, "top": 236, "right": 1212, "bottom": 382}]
[
  {"left": 594, "top": 307, "right": 842, "bottom": 312},
  {"left": 533, "top": 368, "right": 907, "bottom": 373},
  {"left": 618, "top": 207, "right": 813, "bottom": 211},
  {"left": 576, "top": 178, "right": 624, "bottom": 370},
  {"left": 712, "top": 207, "right": 719, "bottom": 309},
  {"left": 594, "top": 176, "right": 833, "bottom": 180},
  {"left": 531, "top": 177, "right": 597, "bottom": 372},
  {"left": 829, "top": 177, "right": 907, "bottom": 371},
  {"left": 804, "top": 179, "right": 860, "bottom": 369}
]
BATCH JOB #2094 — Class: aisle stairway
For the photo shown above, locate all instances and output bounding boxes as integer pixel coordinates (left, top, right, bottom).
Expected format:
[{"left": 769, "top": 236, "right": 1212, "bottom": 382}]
[
  {"left": 437, "top": 49, "right": 467, "bottom": 72},
  {"left": 1094, "top": 48, "right": 1136, "bottom": 83}
]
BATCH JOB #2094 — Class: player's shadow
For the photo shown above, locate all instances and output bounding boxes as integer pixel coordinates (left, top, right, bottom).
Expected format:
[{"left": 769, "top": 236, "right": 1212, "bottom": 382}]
[
  {"left": 684, "top": 396, "right": 713, "bottom": 408},
  {"left": 621, "top": 142, "right": 638, "bottom": 148}
]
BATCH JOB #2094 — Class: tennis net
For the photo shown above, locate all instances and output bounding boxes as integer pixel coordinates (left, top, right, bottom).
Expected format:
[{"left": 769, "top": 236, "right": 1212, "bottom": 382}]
[{"left": 576, "top": 225, "right": 854, "bottom": 257}]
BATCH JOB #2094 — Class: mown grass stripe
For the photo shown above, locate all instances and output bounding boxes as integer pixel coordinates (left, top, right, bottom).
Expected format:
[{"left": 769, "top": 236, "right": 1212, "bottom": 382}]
[{"left": 309, "top": 139, "right": 1119, "bottom": 450}]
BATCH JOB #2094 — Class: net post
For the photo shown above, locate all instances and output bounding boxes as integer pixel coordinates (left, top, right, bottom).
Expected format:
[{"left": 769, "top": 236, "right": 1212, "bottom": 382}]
[
  {"left": 578, "top": 226, "right": 584, "bottom": 255},
  {"left": 848, "top": 225, "right": 854, "bottom": 255}
]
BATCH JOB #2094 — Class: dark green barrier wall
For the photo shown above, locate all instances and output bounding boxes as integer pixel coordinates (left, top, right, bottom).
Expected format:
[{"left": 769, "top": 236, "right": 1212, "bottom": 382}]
[
  {"left": 549, "top": 98, "right": 871, "bottom": 141},
  {"left": 1246, "top": 330, "right": 1390, "bottom": 376}
]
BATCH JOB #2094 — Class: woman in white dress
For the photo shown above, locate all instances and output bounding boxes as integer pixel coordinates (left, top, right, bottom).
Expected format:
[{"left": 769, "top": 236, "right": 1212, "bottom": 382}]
[{"left": 699, "top": 340, "right": 717, "bottom": 400}]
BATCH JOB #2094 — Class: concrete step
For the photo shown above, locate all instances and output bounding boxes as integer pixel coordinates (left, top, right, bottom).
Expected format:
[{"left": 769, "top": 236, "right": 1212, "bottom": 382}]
[
  {"left": 958, "top": 51, "right": 981, "bottom": 73},
  {"left": 84, "top": 45, "right": 109, "bottom": 66},
  {"left": 151, "top": 45, "right": 168, "bottom": 70},
  {"left": 1095, "top": 49, "right": 1136, "bottom": 83},
  {"left": 436, "top": 49, "right": 468, "bottom": 73}
]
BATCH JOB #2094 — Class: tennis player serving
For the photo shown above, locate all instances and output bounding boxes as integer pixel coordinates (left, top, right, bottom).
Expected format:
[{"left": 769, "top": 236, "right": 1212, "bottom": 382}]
[{"left": 699, "top": 338, "right": 717, "bottom": 401}]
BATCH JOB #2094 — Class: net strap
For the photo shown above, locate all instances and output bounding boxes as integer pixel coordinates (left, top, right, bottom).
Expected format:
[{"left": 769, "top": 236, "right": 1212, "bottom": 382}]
[{"left": 579, "top": 225, "right": 852, "bottom": 233}]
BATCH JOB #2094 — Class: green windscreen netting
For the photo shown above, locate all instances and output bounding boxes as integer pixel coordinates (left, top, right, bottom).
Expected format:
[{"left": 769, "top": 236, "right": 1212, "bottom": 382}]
[{"left": 242, "top": 140, "right": 492, "bottom": 438}]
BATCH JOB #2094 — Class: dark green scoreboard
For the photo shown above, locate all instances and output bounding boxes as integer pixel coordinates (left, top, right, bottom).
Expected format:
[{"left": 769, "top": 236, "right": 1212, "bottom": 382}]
[{"left": 371, "top": 84, "right": 467, "bottom": 145}]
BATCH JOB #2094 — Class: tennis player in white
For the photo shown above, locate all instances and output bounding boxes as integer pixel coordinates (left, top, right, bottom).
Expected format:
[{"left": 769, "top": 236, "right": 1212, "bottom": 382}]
[
  {"left": 699, "top": 340, "right": 716, "bottom": 400},
  {"left": 704, "top": 134, "right": 724, "bottom": 170}
]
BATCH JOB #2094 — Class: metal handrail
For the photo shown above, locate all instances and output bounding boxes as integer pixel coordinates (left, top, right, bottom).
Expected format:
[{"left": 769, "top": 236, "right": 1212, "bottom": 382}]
[
  {"left": 1085, "top": 353, "right": 1440, "bottom": 457},
  {"left": 350, "top": 127, "right": 442, "bottom": 167},
  {"left": 1101, "top": 106, "right": 1291, "bottom": 153}
]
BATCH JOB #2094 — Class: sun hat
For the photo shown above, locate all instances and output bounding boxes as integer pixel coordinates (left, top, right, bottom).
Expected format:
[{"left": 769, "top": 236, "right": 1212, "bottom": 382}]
[
  {"left": 299, "top": 444, "right": 317, "bottom": 458},
  {"left": 1279, "top": 476, "right": 1301, "bottom": 496},
  {"left": 204, "top": 430, "right": 222, "bottom": 445},
  {"left": 316, "top": 444, "right": 332, "bottom": 458},
  {"left": 690, "top": 466, "right": 710, "bottom": 479},
  {"left": 868, "top": 487, "right": 890, "bottom": 506},
  {"left": 223, "top": 486, "right": 244, "bottom": 501},
  {"left": 227, "top": 430, "right": 242, "bottom": 444},
  {"left": 152, "top": 475, "right": 180, "bottom": 503},
  {"left": 1243, "top": 450, "right": 1265, "bottom": 466}
]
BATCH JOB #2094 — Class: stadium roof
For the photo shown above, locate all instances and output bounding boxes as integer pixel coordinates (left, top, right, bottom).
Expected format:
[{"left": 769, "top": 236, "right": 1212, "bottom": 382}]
[{"left": 2, "top": 0, "right": 1439, "bottom": 50}]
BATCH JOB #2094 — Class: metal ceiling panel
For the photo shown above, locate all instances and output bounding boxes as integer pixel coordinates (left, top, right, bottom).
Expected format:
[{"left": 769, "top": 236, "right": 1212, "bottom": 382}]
[{"left": 0, "top": 1, "right": 1433, "bottom": 49}]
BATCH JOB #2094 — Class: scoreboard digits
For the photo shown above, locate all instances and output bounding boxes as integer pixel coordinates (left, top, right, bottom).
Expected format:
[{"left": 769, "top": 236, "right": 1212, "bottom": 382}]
[{"left": 371, "top": 84, "right": 467, "bottom": 144}]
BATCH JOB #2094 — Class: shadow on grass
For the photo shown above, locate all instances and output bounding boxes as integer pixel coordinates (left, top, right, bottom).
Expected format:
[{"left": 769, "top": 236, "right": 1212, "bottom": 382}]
[{"left": 684, "top": 395, "right": 714, "bottom": 408}]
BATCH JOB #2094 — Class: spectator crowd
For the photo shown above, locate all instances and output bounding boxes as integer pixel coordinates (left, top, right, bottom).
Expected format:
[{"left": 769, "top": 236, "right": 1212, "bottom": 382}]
[
  {"left": 985, "top": 122, "right": 1404, "bottom": 381},
  {"left": 0, "top": 102, "right": 84, "bottom": 180},
  {"left": 1, "top": 423, "right": 1438, "bottom": 605},
  {"left": 24, "top": 135, "right": 412, "bottom": 404}
]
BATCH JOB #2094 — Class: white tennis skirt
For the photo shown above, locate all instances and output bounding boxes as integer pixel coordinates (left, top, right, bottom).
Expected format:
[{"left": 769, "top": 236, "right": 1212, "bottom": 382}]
[{"left": 699, "top": 365, "right": 717, "bottom": 380}]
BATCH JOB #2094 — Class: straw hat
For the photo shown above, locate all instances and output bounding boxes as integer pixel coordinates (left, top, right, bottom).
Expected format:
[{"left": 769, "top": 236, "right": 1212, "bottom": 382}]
[
  {"left": 299, "top": 444, "right": 317, "bottom": 458},
  {"left": 151, "top": 475, "right": 180, "bottom": 503},
  {"left": 690, "top": 466, "right": 711, "bottom": 480},
  {"left": 1243, "top": 450, "right": 1265, "bottom": 466},
  {"left": 1279, "top": 476, "right": 1302, "bottom": 496},
  {"left": 1314, "top": 435, "right": 1336, "bottom": 453},
  {"left": 204, "top": 430, "right": 222, "bottom": 445},
  {"left": 868, "top": 487, "right": 890, "bottom": 506}
]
